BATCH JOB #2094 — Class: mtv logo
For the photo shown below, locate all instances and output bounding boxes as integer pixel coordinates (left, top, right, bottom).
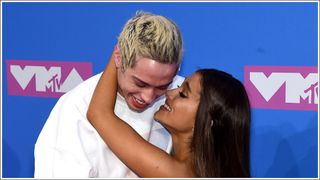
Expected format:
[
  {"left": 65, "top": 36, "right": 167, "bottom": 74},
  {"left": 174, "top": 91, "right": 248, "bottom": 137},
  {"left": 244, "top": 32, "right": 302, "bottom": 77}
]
[
  {"left": 244, "top": 66, "right": 318, "bottom": 111},
  {"left": 6, "top": 60, "right": 92, "bottom": 98}
]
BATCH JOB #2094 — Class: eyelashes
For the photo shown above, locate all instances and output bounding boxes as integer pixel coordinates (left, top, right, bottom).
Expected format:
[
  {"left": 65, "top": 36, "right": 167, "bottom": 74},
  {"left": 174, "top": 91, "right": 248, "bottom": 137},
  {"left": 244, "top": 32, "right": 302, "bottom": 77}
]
[
  {"left": 177, "top": 85, "right": 187, "bottom": 98},
  {"left": 179, "top": 91, "right": 187, "bottom": 98}
]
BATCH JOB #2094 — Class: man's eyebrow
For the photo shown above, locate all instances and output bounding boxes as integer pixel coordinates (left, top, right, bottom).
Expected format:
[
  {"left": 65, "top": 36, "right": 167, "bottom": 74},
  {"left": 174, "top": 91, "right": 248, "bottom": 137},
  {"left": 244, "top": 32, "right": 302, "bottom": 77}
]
[
  {"left": 133, "top": 76, "right": 172, "bottom": 88},
  {"left": 133, "top": 76, "right": 149, "bottom": 86}
]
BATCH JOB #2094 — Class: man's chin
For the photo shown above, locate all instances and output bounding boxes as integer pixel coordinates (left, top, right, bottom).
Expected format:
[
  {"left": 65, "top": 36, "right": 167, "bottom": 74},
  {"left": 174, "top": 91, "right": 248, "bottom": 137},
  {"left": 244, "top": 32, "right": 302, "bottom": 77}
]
[
  {"left": 127, "top": 104, "right": 147, "bottom": 113},
  {"left": 126, "top": 99, "right": 147, "bottom": 112}
]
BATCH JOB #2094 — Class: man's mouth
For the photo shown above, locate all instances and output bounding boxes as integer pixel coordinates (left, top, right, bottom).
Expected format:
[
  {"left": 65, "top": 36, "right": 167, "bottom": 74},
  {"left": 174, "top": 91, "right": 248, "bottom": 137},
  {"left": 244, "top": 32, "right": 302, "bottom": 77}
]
[
  {"left": 131, "top": 96, "right": 147, "bottom": 109},
  {"left": 133, "top": 96, "right": 145, "bottom": 105}
]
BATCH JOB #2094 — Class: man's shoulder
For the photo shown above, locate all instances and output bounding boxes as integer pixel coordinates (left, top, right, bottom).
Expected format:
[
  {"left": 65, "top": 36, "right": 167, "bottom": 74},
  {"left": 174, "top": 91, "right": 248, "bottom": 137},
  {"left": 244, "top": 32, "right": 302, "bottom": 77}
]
[
  {"left": 68, "top": 73, "right": 102, "bottom": 95},
  {"left": 39, "top": 73, "right": 104, "bottom": 137},
  {"left": 60, "top": 73, "right": 102, "bottom": 100},
  {"left": 50, "top": 72, "right": 102, "bottom": 113}
]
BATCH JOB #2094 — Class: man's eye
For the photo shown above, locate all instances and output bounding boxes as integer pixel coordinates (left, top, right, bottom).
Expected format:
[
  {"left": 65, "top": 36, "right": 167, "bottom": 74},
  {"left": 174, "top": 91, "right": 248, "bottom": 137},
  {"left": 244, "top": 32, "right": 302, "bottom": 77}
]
[
  {"left": 158, "top": 86, "right": 168, "bottom": 90},
  {"left": 136, "top": 83, "right": 146, "bottom": 88},
  {"left": 179, "top": 91, "right": 187, "bottom": 98}
]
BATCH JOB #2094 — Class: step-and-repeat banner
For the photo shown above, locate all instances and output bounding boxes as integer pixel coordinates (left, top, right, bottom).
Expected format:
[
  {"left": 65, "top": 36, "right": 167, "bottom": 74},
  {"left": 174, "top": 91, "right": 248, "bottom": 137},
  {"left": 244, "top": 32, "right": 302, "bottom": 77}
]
[{"left": 2, "top": 2, "right": 318, "bottom": 178}]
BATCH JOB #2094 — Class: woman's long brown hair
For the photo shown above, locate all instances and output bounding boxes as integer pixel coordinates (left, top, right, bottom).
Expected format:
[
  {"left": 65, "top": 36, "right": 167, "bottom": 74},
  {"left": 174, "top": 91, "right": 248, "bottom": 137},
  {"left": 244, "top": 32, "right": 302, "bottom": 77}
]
[{"left": 191, "top": 69, "right": 251, "bottom": 177}]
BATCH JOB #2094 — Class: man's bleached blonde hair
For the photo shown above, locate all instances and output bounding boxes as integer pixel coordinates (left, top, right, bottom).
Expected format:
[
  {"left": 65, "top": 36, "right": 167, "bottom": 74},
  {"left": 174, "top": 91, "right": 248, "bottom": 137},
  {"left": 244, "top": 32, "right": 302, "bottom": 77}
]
[{"left": 118, "top": 11, "right": 183, "bottom": 70}]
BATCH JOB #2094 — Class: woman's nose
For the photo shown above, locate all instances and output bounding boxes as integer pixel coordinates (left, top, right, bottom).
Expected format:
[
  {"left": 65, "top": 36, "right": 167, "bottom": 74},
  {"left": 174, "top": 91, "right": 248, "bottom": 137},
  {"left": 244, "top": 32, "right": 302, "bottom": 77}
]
[{"left": 165, "top": 88, "right": 177, "bottom": 100}]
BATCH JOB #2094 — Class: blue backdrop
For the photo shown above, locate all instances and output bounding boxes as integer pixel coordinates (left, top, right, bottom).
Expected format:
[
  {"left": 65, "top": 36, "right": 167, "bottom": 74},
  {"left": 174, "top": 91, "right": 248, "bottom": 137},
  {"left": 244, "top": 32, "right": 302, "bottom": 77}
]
[{"left": 2, "top": 2, "right": 319, "bottom": 178}]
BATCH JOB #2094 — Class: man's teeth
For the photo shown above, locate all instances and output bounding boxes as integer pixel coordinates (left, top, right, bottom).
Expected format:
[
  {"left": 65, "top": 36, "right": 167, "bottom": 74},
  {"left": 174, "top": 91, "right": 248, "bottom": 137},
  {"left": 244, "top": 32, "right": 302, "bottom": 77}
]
[
  {"left": 164, "top": 103, "right": 172, "bottom": 112},
  {"left": 134, "top": 97, "right": 145, "bottom": 105}
]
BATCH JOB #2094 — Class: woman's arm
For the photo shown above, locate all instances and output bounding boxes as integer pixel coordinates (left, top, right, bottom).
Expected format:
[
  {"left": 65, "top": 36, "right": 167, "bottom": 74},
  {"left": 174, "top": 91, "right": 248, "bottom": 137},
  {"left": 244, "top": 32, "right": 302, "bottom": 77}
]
[{"left": 87, "top": 49, "right": 183, "bottom": 177}]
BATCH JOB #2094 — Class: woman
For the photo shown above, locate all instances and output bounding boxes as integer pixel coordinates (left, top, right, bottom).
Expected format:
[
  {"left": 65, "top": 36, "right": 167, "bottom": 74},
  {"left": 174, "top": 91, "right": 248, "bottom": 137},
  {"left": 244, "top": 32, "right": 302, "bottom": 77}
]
[{"left": 87, "top": 51, "right": 251, "bottom": 177}]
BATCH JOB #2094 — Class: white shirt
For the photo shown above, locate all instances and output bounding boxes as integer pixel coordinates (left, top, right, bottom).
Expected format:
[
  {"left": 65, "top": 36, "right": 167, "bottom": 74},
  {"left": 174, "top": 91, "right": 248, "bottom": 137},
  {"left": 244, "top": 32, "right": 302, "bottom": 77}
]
[{"left": 34, "top": 73, "right": 184, "bottom": 178}]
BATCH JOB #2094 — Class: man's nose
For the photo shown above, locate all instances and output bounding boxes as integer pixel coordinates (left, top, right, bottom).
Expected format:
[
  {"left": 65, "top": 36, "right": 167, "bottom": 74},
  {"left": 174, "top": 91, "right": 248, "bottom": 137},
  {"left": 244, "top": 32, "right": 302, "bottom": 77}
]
[{"left": 141, "top": 88, "right": 156, "bottom": 104}]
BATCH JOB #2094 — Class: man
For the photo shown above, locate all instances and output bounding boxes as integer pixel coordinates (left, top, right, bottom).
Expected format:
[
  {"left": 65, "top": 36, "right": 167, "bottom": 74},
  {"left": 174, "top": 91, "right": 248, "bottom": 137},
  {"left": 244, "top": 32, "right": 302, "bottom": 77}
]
[{"left": 34, "top": 11, "right": 184, "bottom": 178}]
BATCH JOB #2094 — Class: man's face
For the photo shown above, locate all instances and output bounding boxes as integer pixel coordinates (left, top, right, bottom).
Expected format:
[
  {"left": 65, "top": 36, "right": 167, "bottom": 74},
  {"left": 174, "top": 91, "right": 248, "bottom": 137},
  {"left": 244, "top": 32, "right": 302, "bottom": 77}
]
[{"left": 117, "top": 57, "right": 177, "bottom": 112}]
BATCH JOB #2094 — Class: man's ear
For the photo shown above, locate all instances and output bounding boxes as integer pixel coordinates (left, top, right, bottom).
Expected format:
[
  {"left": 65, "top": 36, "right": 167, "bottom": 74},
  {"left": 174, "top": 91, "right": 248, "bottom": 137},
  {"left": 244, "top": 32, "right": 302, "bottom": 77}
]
[{"left": 114, "top": 44, "right": 122, "bottom": 68}]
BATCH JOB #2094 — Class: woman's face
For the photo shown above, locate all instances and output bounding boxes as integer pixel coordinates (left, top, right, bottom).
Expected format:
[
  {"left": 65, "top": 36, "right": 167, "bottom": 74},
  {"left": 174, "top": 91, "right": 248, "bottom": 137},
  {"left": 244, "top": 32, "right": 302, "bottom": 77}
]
[{"left": 154, "top": 73, "right": 202, "bottom": 134}]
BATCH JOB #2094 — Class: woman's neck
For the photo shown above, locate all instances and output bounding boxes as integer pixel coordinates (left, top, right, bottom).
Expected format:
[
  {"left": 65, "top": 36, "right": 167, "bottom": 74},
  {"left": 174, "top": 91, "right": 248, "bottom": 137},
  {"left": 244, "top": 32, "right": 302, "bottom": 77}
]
[
  {"left": 171, "top": 136, "right": 191, "bottom": 161},
  {"left": 171, "top": 134, "right": 196, "bottom": 177}
]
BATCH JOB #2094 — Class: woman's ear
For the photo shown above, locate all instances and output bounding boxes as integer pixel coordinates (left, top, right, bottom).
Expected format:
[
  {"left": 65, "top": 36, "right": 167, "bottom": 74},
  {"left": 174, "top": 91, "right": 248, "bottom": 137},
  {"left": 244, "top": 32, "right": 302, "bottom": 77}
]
[{"left": 114, "top": 44, "right": 122, "bottom": 68}]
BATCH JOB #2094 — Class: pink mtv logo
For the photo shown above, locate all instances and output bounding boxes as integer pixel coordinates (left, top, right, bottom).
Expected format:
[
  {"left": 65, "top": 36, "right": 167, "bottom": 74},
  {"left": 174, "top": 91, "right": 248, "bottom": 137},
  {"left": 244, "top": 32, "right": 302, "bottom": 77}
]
[
  {"left": 244, "top": 66, "right": 318, "bottom": 111},
  {"left": 7, "top": 60, "right": 93, "bottom": 98}
]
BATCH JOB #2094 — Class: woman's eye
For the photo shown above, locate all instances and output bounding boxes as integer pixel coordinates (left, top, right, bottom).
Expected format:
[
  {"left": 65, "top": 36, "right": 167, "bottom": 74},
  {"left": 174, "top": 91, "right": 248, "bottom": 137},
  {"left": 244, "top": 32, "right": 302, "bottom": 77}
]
[{"left": 179, "top": 91, "right": 187, "bottom": 98}]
